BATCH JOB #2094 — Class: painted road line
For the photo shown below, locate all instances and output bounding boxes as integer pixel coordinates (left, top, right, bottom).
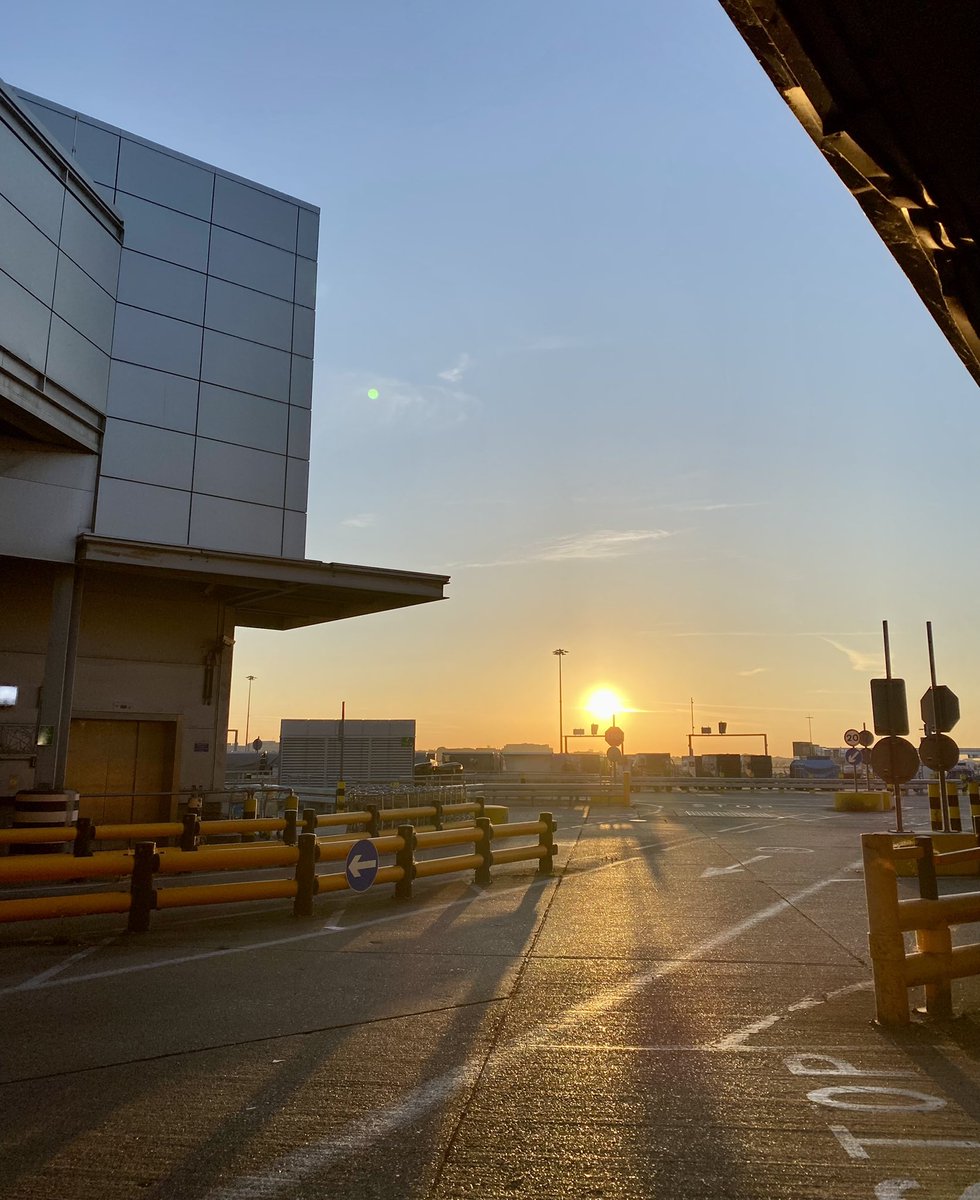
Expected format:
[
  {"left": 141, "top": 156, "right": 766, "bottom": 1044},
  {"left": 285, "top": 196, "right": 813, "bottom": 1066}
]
[
  {"left": 13, "top": 935, "right": 118, "bottom": 991},
  {"left": 201, "top": 865, "right": 865, "bottom": 1199},
  {"left": 707, "top": 981, "right": 874, "bottom": 1051}
]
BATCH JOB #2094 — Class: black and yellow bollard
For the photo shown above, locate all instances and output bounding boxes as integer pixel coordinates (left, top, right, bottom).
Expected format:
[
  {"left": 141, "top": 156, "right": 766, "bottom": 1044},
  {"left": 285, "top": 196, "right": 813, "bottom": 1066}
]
[
  {"left": 335, "top": 779, "right": 346, "bottom": 813},
  {"left": 949, "top": 781, "right": 963, "bottom": 833},
  {"left": 928, "top": 781, "right": 943, "bottom": 831},
  {"left": 970, "top": 781, "right": 980, "bottom": 835}
]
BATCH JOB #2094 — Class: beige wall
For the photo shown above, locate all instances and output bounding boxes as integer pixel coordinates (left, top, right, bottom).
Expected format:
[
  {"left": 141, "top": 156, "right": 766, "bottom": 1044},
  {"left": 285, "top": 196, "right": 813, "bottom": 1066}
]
[{"left": 0, "top": 561, "right": 234, "bottom": 804}]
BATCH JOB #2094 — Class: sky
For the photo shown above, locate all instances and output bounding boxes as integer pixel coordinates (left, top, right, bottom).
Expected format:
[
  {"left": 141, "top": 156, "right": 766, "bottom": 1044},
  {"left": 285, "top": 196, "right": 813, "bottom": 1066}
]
[{"left": 6, "top": 2, "right": 978, "bottom": 758}]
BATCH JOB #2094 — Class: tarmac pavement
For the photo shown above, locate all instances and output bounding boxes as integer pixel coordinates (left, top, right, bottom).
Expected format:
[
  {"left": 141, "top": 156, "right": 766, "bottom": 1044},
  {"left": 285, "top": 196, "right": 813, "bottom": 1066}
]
[{"left": 1, "top": 790, "right": 980, "bottom": 1199}]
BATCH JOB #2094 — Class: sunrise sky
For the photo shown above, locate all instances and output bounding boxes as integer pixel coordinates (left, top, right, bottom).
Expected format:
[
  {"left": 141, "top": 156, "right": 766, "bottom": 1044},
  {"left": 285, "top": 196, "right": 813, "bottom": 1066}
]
[{"left": 7, "top": 1, "right": 978, "bottom": 756}]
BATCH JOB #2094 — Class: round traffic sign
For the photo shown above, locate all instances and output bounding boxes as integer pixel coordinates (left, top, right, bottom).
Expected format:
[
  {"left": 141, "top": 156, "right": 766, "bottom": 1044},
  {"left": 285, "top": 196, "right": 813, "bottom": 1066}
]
[
  {"left": 345, "top": 839, "right": 380, "bottom": 892},
  {"left": 843, "top": 729, "right": 861, "bottom": 747},
  {"left": 606, "top": 746, "right": 623, "bottom": 762},
  {"left": 252, "top": 737, "right": 263, "bottom": 751},
  {"left": 844, "top": 747, "right": 863, "bottom": 766},
  {"left": 604, "top": 726, "right": 624, "bottom": 747},
  {"left": 918, "top": 734, "right": 959, "bottom": 773},
  {"left": 857, "top": 729, "right": 874, "bottom": 748},
  {"left": 869, "top": 737, "right": 920, "bottom": 784}
]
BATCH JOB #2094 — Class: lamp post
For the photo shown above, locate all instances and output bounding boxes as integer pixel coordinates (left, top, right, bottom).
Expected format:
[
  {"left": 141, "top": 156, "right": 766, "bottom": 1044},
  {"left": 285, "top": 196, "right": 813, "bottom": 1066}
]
[
  {"left": 244, "top": 675, "right": 256, "bottom": 746},
  {"left": 553, "top": 649, "right": 567, "bottom": 755}
]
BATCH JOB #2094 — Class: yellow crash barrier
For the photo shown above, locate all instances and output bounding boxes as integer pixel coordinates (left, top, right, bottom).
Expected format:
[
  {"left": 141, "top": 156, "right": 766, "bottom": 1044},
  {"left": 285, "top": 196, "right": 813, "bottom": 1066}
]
[
  {"left": 863, "top": 831, "right": 980, "bottom": 1024},
  {"left": 0, "top": 891, "right": 132, "bottom": 923},
  {"left": 0, "top": 849, "right": 134, "bottom": 884},
  {"left": 0, "top": 813, "right": 556, "bottom": 931}
]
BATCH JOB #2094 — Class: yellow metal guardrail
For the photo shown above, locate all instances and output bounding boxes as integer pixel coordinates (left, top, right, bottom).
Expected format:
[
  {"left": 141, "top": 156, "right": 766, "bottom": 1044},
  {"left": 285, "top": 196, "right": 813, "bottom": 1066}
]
[
  {"left": 862, "top": 831, "right": 980, "bottom": 1024},
  {"left": 0, "top": 812, "right": 557, "bottom": 932},
  {"left": 0, "top": 798, "right": 486, "bottom": 856}
]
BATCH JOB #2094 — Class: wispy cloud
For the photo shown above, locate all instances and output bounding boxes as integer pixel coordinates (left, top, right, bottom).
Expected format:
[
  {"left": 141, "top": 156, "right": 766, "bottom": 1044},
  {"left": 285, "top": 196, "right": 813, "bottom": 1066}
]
[
  {"left": 737, "top": 667, "right": 768, "bottom": 677},
  {"left": 450, "top": 527, "right": 675, "bottom": 570},
  {"left": 437, "top": 352, "right": 472, "bottom": 384},
  {"left": 823, "top": 639, "right": 882, "bottom": 673},
  {"left": 341, "top": 513, "right": 377, "bottom": 528},
  {"left": 324, "top": 370, "right": 478, "bottom": 427},
  {"left": 667, "top": 501, "right": 763, "bottom": 513},
  {"left": 539, "top": 528, "right": 674, "bottom": 561}
]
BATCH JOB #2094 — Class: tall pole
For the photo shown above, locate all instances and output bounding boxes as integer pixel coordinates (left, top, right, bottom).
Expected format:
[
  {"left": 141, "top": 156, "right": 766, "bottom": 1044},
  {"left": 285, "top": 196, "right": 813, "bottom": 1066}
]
[
  {"left": 806, "top": 714, "right": 814, "bottom": 750},
  {"left": 553, "top": 649, "right": 568, "bottom": 755},
  {"left": 244, "top": 675, "right": 256, "bottom": 746}
]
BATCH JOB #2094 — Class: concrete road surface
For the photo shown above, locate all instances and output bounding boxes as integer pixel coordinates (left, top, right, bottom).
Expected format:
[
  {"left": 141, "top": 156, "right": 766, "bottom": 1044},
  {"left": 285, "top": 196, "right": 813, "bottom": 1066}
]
[{"left": 2, "top": 790, "right": 980, "bottom": 1199}]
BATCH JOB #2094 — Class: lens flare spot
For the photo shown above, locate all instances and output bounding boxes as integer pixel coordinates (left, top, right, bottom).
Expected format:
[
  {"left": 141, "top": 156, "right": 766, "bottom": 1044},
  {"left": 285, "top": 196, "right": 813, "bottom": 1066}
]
[{"left": 367, "top": 388, "right": 380, "bottom": 400}]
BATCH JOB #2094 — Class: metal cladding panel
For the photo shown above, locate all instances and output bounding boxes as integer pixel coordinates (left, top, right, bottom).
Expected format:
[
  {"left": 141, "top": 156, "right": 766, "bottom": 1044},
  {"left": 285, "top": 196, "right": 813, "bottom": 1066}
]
[
  {"left": 117, "top": 139, "right": 213, "bottom": 220},
  {"left": 208, "top": 226, "right": 296, "bottom": 301},
  {"left": 10, "top": 85, "right": 318, "bottom": 560},
  {"left": 106, "top": 362, "right": 199, "bottom": 434},
  {"left": 0, "top": 116, "right": 64, "bottom": 238},
  {"left": 187, "top": 493, "right": 284, "bottom": 557},
  {"left": 113, "top": 192, "right": 211, "bottom": 271},
  {"left": 94, "top": 478, "right": 191, "bottom": 546},
  {"left": 0, "top": 190, "right": 58, "bottom": 303},
  {"left": 197, "top": 383, "right": 288, "bottom": 454},
  {"left": 101, "top": 419, "right": 196, "bottom": 491},
  {"left": 112, "top": 305, "right": 203, "bottom": 378},
  {"left": 278, "top": 720, "right": 416, "bottom": 786},
  {"left": 116, "top": 250, "right": 207, "bottom": 324}
]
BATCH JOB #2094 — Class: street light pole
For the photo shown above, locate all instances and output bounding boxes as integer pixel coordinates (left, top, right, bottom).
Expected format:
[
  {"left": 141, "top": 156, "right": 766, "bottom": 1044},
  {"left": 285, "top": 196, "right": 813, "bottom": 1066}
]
[
  {"left": 245, "top": 675, "right": 256, "bottom": 746},
  {"left": 553, "top": 649, "right": 568, "bottom": 756}
]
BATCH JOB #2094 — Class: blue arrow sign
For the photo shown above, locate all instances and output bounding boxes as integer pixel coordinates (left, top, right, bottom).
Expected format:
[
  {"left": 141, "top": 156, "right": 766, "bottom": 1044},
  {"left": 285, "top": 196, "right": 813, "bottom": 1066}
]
[
  {"left": 844, "top": 747, "right": 863, "bottom": 766},
  {"left": 345, "top": 839, "right": 379, "bottom": 892}
]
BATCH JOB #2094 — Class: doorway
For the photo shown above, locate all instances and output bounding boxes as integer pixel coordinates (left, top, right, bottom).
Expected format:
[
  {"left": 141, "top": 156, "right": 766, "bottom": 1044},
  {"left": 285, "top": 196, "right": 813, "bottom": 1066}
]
[{"left": 67, "top": 718, "right": 178, "bottom": 823}]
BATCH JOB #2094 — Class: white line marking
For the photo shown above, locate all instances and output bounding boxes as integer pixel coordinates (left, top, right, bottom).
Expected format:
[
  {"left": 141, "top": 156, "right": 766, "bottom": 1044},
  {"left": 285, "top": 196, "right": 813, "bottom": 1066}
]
[
  {"left": 15, "top": 936, "right": 117, "bottom": 990},
  {"left": 201, "top": 865, "right": 863, "bottom": 1199},
  {"left": 708, "top": 981, "right": 872, "bottom": 1051}
]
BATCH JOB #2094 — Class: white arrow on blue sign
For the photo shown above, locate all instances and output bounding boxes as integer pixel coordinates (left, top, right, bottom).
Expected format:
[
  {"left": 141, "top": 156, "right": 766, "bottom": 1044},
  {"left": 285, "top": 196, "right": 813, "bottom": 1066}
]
[
  {"left": 345, "top": 839, "right": 380, "bottom": 892},
  {"left": 844, "top": 747, "right": 863, "bottom": 766}
]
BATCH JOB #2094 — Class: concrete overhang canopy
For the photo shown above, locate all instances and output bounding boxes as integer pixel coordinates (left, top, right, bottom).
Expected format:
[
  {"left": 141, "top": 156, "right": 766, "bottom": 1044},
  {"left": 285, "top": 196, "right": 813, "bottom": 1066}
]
[
  {"left": 76, "top": 536, "right": 449, "bottom": 630},
  {"left": 717, "top": 1, "right": 980, "bottom": 385}
]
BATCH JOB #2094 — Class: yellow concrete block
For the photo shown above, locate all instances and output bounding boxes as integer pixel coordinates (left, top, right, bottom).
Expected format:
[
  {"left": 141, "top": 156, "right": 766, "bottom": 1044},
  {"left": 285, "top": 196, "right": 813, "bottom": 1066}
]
[
  {"left": 484, "top": 805, "right": 509, "bottom": 825},
  {"left": 835, "top": 790, "right": 890, "bottom": 812},
  {"left": 895, "top": 832, "right": 980, "bottom": 876}
]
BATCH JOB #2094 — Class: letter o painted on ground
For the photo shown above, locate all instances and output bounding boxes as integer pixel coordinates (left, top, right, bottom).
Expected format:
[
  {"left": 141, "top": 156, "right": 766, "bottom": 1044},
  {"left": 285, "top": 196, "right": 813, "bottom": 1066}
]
[{"left": 807, "top": 1085, "right": 946, "bottom": 1112}]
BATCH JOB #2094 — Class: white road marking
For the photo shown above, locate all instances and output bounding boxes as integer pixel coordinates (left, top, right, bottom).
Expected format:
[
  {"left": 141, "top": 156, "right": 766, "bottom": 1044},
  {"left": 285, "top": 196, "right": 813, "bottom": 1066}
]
[
  {"left": 702, "top": 854, "right": 772, "bottom": 878},
  {"left": 203, "top": 864, "right": 863, "bottom": 1200},
  {"left": 831, "top": 1125, "right": 980, "bottom": 1159},
  {"left": 14, "top": 935, "right": 117, "bottom": 990},
  {"left": 708, "top": 981, "right": 873, "bottom": 1051}
]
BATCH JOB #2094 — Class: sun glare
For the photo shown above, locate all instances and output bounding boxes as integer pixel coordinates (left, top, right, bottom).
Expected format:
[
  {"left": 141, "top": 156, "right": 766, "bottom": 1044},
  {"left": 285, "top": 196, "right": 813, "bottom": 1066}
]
[{"left": 585, "top": 688, "right": 625, "bottom": 722}]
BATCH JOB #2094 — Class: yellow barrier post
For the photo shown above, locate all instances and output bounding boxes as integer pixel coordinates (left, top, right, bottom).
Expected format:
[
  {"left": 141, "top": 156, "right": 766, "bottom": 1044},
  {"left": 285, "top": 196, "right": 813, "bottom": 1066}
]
[
  {"left": 336, "top": 780, "right": 346, "bottom": 813},
  {"left": 914, "top": 836, "right": 953, "bottom": 1018},
  {"left": 862, "top": 833, "right": 910, "bottom": 1025},
  {"left": 928, "top": 782, "right": 943, "bottom": 831},
  {"left": 537, "top": 812, "right": 557, "bottom": 876},
  {"left": 395, "top": 824, "right": 416, "bottom": 901},
  {"left": 128, "top": 841, "right": 159, "bottom": 933},
  {"left": 475, "top": 816, "right": 492, "bottom": 885},
  {"left": 294, "top": 832, "right": 318, "bottom": 917}
]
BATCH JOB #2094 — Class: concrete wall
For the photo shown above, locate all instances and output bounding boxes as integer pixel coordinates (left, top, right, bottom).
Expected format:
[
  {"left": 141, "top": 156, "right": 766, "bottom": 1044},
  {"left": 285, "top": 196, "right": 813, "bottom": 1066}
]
[{"left": 0, "top": 563, "right": 234, "bottom": 801}]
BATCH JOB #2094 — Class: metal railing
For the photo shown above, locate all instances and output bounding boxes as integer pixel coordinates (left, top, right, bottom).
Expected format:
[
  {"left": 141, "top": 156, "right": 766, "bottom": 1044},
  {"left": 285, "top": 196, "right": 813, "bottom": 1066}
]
[
  {"left": 0, "top": 810, "right": 557, "bottom": 931},
  {"left": 862, "top": 831, "right": 980, "bottom": 1024}
]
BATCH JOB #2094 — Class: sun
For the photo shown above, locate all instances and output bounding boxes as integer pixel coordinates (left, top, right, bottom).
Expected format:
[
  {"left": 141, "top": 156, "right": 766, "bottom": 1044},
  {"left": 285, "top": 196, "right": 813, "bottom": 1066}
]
[{"left": 584, "top": 687, "right": 625, "bottom": 723}]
